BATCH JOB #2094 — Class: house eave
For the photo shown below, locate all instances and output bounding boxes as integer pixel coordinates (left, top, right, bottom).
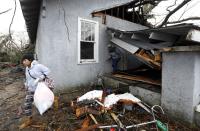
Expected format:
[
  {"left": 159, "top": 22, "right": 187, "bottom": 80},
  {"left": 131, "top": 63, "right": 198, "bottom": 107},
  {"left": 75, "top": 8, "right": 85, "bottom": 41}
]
[{"left": 19, "top": 0, "right": 41, "bottom": 44}]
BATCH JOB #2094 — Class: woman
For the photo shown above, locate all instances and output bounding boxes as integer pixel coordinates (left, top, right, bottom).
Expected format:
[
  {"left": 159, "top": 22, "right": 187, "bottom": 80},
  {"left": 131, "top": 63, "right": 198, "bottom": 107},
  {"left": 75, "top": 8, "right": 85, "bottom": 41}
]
[{"left": 19, "top": 54, "right": 51, "bottom": 129}]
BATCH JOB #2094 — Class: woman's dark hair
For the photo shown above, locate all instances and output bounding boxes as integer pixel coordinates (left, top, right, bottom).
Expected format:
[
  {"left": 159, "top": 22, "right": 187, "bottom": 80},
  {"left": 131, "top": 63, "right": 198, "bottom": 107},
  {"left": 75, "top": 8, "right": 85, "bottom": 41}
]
[{"left": 21, "top": 54, "right": 34, "bottom": 62}]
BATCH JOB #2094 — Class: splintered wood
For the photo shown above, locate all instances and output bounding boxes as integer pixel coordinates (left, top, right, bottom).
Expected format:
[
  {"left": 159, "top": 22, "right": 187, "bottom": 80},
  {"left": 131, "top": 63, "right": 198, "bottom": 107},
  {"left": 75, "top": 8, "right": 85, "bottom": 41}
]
[
  {"left": 72, "top": 90, "right": 156, "bottom": 130},
  {"left": 135, "top": 49, "right": 161, "bottom": 69}
]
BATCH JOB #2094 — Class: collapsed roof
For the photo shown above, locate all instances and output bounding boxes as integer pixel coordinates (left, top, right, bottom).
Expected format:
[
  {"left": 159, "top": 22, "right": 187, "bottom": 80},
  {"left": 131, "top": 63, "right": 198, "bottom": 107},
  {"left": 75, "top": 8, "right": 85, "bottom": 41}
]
[
  {"left": 107, "top": 23, "right": 200, "bottom": 50},
  {"left": 19, "top": 0, "right": 161, "bottom": 44}
]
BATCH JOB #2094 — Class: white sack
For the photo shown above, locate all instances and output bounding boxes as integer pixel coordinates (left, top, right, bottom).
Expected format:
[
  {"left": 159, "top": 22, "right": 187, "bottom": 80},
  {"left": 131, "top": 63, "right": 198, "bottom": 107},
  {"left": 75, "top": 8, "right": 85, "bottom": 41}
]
[{"left": 34, "top": 82, "right": 54, "bottom": 115}]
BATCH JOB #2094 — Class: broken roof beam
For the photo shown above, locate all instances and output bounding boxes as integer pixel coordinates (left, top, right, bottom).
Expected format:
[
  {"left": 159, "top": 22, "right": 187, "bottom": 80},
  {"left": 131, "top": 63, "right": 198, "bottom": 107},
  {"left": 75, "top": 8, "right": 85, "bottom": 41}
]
[
  {"left": 92, "top": 0, "right": 134, "bottom": 14},
  {"left": 135, "top": 51, "right": 161, "bottom": 69},
  {"left": 149, "top": 31, "right": 178, "bottom": 43},
  {"left": 114, "top": 35, "right": 173, "bottom": 50},
  {"left": 131, "top": 33, "right": 149, "bottom": 42},
  {"left": 108, "top": 28, "right": 174, "bottom": 50},
  {"left": 112, "top": 33, "right": 153, "bottom": 50}
]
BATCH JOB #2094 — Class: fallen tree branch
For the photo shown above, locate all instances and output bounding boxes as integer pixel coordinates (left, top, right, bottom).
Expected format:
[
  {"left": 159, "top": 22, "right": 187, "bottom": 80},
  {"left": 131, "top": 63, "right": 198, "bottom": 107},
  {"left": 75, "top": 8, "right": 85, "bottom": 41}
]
[
  {"left": 157, "top": 0, "right": 192, "bottom": 27},
  {"left": 166, "top": 17, "right": 200, "bottom": 24},
  {"left": 0, "top": 8, "right": 12, "bottom": 15}
]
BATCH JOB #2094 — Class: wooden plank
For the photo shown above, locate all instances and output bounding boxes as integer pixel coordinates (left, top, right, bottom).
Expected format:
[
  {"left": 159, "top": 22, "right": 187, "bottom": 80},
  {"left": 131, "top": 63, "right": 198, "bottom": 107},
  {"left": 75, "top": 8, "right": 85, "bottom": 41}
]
[
  {"left": 135, "top": 49, "right": 161, "bottom": 69},
  {"left": 92, "top": 12, "right": 104, "bottom": 17},
  {"left": 89, "top": 114, "right": 98, "bottom": 124},
  {"left": 113, "top": 74, "right": 161, "bottom": 86},
  {"left": 135, "top": 53, "right": 161, "bottom": 69},
  {"left": 89, "top": 114, "right": 103, "bottom": 131},
  {"left": 110, "top": 112, "right": 126, "bottom": 129}
]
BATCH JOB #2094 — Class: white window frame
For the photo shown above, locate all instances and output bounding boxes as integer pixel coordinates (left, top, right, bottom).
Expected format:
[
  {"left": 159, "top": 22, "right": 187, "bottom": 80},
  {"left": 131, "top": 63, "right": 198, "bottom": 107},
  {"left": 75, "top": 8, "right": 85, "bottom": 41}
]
[{"left": 78, "top": 17, "right": 99, "bottom": 64}]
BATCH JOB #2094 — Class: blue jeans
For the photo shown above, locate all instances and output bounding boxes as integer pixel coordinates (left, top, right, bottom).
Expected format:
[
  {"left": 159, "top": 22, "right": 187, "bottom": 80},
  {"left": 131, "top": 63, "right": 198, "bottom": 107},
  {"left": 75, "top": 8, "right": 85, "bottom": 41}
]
[{"left": 112, "top": 58, "right": 120, "bottom": 72}]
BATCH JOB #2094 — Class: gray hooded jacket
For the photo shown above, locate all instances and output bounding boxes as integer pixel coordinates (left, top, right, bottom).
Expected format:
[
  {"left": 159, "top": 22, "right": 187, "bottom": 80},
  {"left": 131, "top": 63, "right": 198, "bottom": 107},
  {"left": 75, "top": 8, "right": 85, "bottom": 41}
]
[{"left": 25, "top": 60, "right": 50, "bottom": 92}]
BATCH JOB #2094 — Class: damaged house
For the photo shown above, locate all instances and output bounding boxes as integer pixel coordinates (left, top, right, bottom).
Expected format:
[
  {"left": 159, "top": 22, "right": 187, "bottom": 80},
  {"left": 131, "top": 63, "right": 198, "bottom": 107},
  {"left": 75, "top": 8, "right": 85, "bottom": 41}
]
[
  {"left": 20, "top": 0, "right": 200, "bottom": 127},
  {"left": 19, "top": 0, "right": 153, "bottom": 89}
]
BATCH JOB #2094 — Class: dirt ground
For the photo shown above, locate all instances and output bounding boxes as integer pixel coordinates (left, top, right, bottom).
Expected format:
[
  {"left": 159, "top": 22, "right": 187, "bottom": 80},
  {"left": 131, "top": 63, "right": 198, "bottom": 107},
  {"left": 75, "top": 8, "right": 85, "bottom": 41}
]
[
  {"left": 0, "top": 67, "right": 82, "bottom": 131},
  {"left": 1, "top": 67, "right": 200, "bottom": 131}
]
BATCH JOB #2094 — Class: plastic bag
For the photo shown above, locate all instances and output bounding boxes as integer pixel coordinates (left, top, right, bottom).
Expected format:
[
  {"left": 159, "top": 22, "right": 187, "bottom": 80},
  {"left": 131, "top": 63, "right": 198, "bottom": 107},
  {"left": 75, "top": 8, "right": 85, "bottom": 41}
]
[{"left": 34, "top": 82, "right": 54, "bottom": 115}]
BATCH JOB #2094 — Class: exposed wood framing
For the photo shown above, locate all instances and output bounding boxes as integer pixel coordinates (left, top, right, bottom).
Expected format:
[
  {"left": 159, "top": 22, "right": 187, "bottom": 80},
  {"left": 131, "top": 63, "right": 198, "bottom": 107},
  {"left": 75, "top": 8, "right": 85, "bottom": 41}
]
[
  {"left": 149, "top": 31, "right": 178, "bottom": 42},
  {"left": 92, "top": 12, "right": 106, "bottom": 24},
  {"left": 135, "top": 49, "right": 161, "bottom": 69},
  {"left": 89, "top": 114, "right": 103, "bottom": 131},
  {"left": 113, "top": 74, "right": 161, "bottom": 86},
  {"left": 110, "top": 112, "right": 126, "bottom": 129}
]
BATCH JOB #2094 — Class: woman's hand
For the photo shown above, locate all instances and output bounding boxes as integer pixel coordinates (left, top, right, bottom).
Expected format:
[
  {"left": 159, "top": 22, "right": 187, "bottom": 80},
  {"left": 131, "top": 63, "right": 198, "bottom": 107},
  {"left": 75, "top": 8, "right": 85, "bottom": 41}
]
[{"left": 33, "top": 78, "right": 40, "bottom": 87}]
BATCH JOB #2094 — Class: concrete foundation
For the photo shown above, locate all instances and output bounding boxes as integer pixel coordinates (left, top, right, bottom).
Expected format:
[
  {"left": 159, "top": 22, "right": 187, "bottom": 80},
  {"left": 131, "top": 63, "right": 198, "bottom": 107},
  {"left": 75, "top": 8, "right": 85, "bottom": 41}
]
[
  {"left": 162, "top": 52, "right": 200, "bottom": 123},
  {"left": 129, "top": 86, "right": 161, "bottom": 106},
  {"left": 103, "top": 76, "right": 161, "bottom": 106}
]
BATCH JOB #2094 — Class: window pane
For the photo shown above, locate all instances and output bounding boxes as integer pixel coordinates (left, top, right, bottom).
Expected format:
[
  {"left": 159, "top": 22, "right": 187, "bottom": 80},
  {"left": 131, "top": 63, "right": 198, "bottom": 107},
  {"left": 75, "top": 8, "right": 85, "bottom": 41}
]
[
  {"left": 91, "top": 24, "right": 95, "bottom": 41},
  {"left": 81, "top": 41, "right": 94, "bottom": 59},
  {"left": 81, "top": 21, "right": 95, "bottom": 41},
  {"left": 85, "top": 22, "right": 91, "bottom": 41},
  {"left": 81, "top": 21, "right": 86, "bottom": 41}
]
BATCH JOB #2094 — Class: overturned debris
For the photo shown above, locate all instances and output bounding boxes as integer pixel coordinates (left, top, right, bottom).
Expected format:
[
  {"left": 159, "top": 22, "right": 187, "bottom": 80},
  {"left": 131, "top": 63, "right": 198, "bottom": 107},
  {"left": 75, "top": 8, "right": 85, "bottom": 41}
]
[{"left": 74, "top": 90, "right": 168, "bottom": 131}]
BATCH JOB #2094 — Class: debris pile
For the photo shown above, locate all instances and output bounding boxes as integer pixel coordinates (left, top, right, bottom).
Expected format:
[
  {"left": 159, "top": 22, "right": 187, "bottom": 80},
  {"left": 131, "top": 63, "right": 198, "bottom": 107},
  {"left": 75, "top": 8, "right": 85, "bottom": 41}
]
[
  {"left": 1, "top": 67, "right": 200, "bottom": 130},
  {"left": 71, "top": 90, "right": 168, "bottom": 131}
]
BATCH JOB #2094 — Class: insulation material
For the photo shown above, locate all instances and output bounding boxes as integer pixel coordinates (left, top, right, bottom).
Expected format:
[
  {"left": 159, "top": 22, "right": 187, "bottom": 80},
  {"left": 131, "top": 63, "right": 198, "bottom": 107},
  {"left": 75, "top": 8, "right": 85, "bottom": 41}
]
[
  {"left": 104, "top": 94, "right": 120, "bottom": 108},
  {"left": 77, "top": 90, "right": 103, "bottom": 102},
  {"left": 104, "top": 93, "right": 141, "bottom": 108}
]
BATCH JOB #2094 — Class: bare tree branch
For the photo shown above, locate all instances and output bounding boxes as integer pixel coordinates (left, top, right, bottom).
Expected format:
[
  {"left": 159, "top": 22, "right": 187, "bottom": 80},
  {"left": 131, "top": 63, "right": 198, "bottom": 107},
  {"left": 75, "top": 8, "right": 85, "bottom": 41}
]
[
  {"left": 0, "top": 8, "right": 12, "bottom": 15},
  {"left": 178, "top": 3, "right": 189, "bottom": 20},
  {"left": 166, "top": 0, "right": 178, "bottom": 12},
  {"left": 157, "top": 0, "right": 192, "bottom": 28},
  {"left": 9, "top": 0, "right": 17, "bottom": 39},
  {"left": 166, "top": 17, "right": 200, "bottom": 24}
]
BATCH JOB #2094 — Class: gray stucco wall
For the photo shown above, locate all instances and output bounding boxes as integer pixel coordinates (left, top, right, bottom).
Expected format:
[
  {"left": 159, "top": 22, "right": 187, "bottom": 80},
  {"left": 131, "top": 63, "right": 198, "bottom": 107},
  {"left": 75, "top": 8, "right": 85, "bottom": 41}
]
[
  {"left": 35, "top": 0, "right": 147, "bottom": 90},
  {"left": 129, "top": 86, "right": 161, "bottom": 106},
  {"left": 162, "top": 52, "right": 200, "bottom": 123}
]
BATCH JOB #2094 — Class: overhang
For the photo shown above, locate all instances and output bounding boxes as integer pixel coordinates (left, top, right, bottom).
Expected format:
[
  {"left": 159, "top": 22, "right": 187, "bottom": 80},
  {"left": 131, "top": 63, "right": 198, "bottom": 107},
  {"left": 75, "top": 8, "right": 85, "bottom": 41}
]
[{"left": 19, "top": 0, "right": 41, "bottom": 44}]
